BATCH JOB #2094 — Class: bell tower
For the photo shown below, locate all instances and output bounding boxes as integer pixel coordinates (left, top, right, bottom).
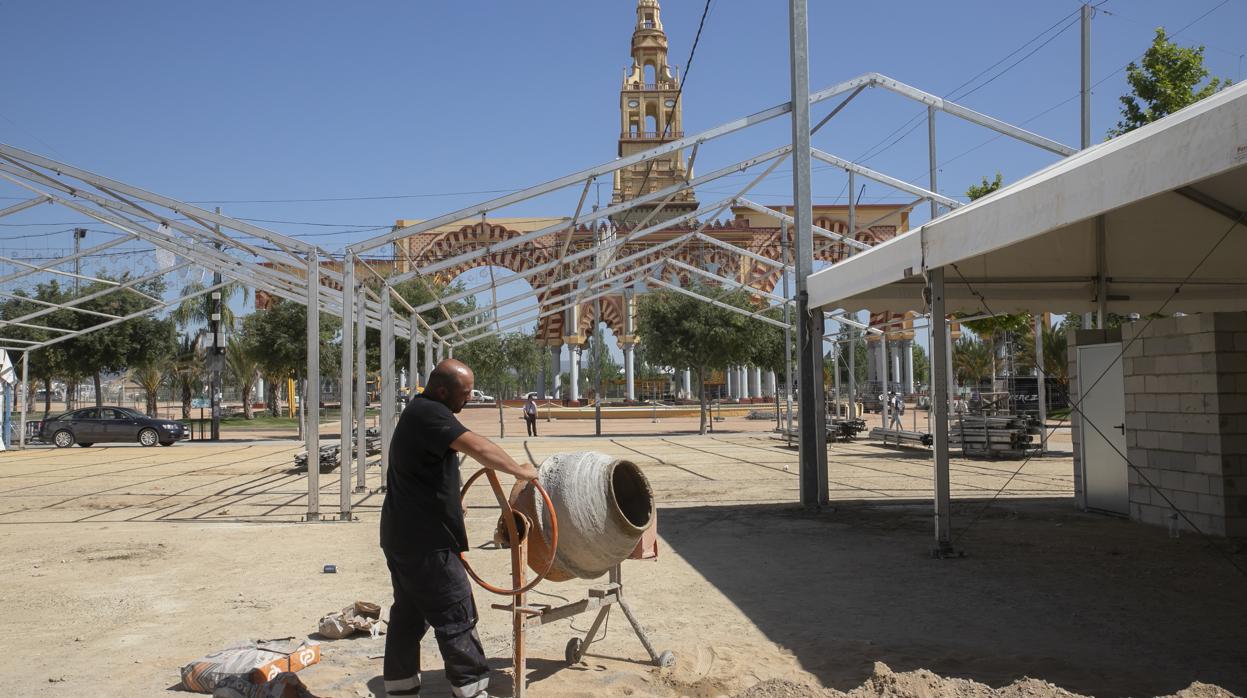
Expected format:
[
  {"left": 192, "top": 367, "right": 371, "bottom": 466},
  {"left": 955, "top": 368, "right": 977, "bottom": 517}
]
[{"left": 611, "top": 0, "right": 698, "bottom": 224}]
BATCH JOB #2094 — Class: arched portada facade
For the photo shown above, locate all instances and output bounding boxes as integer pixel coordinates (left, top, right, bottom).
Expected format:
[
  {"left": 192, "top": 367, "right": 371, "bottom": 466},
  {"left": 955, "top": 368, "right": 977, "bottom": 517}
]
[{"left": 393, "top": 204, "right": 910, "bottom": 400}]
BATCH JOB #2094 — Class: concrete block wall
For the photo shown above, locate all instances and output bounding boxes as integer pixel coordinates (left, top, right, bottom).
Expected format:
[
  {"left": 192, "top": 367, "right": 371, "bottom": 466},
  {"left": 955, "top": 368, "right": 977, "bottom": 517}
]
[
  {"left": 1068, "top": 327, "right": 1122, "bottom": 510},
  {"left": 1121, "top": 312, "right": 1247, "bottom": 537}
]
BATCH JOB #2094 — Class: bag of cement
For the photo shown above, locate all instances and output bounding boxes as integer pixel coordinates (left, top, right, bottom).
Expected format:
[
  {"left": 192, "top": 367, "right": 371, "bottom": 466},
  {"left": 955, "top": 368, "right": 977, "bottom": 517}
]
[
  {"left": 180, "top": 639, "right": 321, "bottom": 693},
  {"left": 213, "top": 671, "right": 319, "bottom": 698},
  {"left": 317, "top": 600, "right": 387, "bottom": 639}
]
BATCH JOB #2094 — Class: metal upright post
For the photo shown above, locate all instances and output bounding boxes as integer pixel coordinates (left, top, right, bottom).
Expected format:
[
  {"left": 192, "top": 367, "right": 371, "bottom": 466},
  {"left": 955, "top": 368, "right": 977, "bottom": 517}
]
[
  {"left": 1035, "top": 313, "right": 1048, "bottom": 454},
  {"left": 380, "top": 285, "right": 395, "bottom": 489},
  {"left": 783, "top": 201, "right": 794, "bottom": 435},
  {"left": 339, "top": 253, "right": 355, "bottom": 519},
  {"left": 425, "top": 328, "right": 434, "bottom": 383},
  {"left": 356, "top": 284, "right": 368, "bottom": 491},
  {"left": 833, "top": 337, "right": 841, "bottom": 418},
  {"left": 848, "top": 329, "right": 857, "bottom": 420},
  {"left": 879, "top": 333, "right": 890, "bottom": 440},
  {"left": 19, "top": 351, "right": 28, "bottom": 449},
  {"left": 789, "top": 0, "right": 828, "bottom": 507},
  {"left": 409, "top": 318, "right": 419, "bottom": 396},
  {"left": 305, "top": 250, "right": 321, "bottom": 521},
  {"left": 1081, "top": 3, "right": 1091, "bottom": 151},
  {"left": 210, "top": 208, "right": 224, "bottom": 441},
  {"left": 928, "top": 104, "right": 953, "bottom": 554},
  {"left": 594, "top": 229, "right": 603, "bottom": 435}
]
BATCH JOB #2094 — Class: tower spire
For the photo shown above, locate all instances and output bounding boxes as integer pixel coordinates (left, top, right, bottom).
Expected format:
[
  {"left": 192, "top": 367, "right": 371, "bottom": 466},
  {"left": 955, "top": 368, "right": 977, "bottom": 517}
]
[{"left": 612, "top": 0, "right": 698, "bottom": 222}]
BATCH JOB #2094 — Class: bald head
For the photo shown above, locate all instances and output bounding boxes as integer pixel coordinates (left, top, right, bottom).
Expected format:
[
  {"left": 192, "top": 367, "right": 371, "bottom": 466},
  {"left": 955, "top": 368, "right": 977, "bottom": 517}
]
[{"left": 425, "top": 359, "right": 474, "bottom": 413}]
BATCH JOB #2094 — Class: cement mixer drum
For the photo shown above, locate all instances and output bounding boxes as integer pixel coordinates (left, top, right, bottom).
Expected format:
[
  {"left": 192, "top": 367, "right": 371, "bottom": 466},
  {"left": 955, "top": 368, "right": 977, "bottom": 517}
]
[{"left": 517, "top": 451, "right": 654, "bottom": 582}]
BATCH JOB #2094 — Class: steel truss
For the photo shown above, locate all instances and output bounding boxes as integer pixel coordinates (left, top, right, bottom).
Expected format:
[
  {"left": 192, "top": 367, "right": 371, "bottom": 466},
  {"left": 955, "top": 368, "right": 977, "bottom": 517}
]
[{"left": 0, "top": 57, "right": 1074, "bottom": 523}]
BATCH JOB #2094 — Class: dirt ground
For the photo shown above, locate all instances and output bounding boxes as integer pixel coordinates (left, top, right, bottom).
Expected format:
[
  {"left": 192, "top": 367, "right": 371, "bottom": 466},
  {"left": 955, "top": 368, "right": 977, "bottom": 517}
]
[{"left": 0, "top": 421, "right": 1243, "bottom": 697}]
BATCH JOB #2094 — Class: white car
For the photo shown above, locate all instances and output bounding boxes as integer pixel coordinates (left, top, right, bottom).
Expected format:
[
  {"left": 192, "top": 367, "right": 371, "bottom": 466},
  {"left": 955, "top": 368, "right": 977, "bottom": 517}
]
[{"left": 469, "top": 389, "right": 495, "bottom": 403}]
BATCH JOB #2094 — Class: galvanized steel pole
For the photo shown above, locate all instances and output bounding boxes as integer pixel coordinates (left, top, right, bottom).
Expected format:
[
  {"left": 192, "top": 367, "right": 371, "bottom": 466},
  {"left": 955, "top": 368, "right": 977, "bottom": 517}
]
[
  {"left": 789, "top": 0, "right": 828, "bottom": 507},
  {"left": 380, "top": 285, "right": 395, "bottom": 489},
  {"left": 782, "top": 221, "right": 793, "bottom": 436},
  {"left": 339, "top": 253, "right": 355, "bottom": 518},
  {"left": 355, "top": 283, "right": 368, "bottom": 491},
  {"left": 928, "top": 105, "right": 953, "bottom": 553},
  {"left": 1035, "top": 313, "right": 1048, "bottom": 454},
  {"left": 305, "top": 250, "right": 321, "bottom": 521},
  {"left": 18, "top": 350, "right": 27, "bottom": 449}
]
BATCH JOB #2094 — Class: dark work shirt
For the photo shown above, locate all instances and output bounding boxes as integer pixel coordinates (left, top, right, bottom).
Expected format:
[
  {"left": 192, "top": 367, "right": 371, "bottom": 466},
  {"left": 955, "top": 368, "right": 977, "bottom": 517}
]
[{"left": 380, "top": 394, "right": 470, "bottom": 553}]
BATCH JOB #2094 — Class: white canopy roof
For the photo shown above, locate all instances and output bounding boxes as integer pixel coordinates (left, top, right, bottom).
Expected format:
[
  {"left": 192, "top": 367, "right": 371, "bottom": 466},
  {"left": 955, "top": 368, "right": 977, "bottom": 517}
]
[{"left": 809, "top": 81, "right": 1247, "bottom": 315}]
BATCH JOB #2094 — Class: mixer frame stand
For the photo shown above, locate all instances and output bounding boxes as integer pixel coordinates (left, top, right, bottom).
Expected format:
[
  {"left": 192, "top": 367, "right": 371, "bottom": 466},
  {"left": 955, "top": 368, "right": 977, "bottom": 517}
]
[{"left": 489, "top": 562, "right": 674, "bottom": 697}]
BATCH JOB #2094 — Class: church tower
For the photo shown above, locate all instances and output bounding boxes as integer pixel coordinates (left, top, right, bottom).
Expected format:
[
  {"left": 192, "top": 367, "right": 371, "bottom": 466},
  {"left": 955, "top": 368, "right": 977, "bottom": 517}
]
[{"left": 611, "top": 0, "right": 698, "bottom": 224}]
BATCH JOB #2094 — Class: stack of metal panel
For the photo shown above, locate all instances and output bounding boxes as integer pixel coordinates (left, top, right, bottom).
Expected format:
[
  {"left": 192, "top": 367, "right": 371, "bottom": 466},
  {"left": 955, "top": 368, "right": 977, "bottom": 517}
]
[
  {"left": 951, "top": 414, "right": 1042, "bottom": 459},
  {"left": 868, "top": 427, "right": 932, "bottom": 448}
]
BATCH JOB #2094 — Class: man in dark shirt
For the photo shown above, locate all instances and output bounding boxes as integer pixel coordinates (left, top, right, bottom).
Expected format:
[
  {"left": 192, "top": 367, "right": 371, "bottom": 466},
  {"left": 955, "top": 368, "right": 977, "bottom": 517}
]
[{"left": 381, "top": 359, "right": 538, "bottom": 698}]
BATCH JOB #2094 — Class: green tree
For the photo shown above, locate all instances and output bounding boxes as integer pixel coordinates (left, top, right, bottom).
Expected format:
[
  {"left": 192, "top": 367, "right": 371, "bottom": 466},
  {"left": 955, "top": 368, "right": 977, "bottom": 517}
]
[
  {"left": 239, "top": 299, "right": 341, "bottom": 417},
  {"left": 170, "top": 335, "right": 203, "bottom": 419},
  {"left": 1111, "top": 28, "right": 1229, "bottom": 137},
  {"left": 966, "top": 173, "right": 1003, "bottom": 201},
  {"left": 953, "top": 336, "right": 992, "bottom": 386},
  {"left": 131, "top": 363, "right": 166, "bottom": 417},
  {"left": 911, "top": 341, "right": 930, "bottom": 387},
  {"left": 225, "top": 334, "right": 261, "bottom": 419},
  {"left": 635, "top": 283, "right": 759, "bottom": 434}
]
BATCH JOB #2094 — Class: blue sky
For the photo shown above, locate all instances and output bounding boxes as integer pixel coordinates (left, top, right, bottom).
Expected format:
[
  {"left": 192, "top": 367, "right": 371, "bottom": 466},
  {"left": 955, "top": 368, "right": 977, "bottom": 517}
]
[{"left": 1, "top": 1, "right": 1243, "bottom": 354}]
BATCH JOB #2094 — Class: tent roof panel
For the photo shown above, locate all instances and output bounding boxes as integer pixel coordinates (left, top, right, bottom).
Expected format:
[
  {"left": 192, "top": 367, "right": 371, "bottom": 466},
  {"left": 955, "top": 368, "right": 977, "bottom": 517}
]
[{"left": 809, "top": 81, "right": 1247, "bottom": 315}]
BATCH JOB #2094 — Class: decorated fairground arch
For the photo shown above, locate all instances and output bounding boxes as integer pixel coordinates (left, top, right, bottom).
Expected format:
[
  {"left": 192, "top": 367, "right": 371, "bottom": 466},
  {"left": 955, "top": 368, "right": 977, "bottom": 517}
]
[{"left": 393, "top": 203, "right": 909, "bottom": 401}]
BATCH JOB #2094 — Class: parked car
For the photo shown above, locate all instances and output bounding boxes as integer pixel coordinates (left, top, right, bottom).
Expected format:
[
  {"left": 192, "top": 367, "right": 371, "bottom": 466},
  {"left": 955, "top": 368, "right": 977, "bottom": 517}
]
[
  {"left": 468, "top": 389, "right": 495, "bottom": 403},
  {"left": 38, "top": 407, "right": 189, "bottom": 448}
]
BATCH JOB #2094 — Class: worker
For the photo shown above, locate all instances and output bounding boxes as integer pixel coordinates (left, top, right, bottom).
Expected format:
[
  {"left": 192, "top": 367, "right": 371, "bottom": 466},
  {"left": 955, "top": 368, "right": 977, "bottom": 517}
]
[
  {"left": 888, "top": 391, "right": 905, "bottom": 430},
  {"left": 381, "top": 359, "right": 539, "bottom": 698},
  {"left": 523, "top": 394, "right": 538, "bottom": 437}
]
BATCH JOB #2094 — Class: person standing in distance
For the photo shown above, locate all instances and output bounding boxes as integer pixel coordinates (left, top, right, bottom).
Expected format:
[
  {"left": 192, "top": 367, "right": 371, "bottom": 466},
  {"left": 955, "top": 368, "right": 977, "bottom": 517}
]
[
  {"left": 522, "top": 394, "right": 538, "bottom": 437},
  {"left": 380, "top": 359, "right": 538, "bottom": 698}
]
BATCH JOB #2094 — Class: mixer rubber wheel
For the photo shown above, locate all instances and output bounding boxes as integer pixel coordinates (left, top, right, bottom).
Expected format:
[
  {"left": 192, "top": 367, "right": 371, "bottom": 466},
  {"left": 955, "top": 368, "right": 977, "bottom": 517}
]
[{"left": 565, "top": 637, "right": 583, "bottom": 664}]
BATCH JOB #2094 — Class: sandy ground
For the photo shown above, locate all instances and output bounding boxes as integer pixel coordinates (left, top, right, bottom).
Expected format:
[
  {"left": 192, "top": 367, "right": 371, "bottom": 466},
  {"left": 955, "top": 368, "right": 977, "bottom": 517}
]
[{"left": 0, "top": 424, "right": 1243, "bottom": 697}]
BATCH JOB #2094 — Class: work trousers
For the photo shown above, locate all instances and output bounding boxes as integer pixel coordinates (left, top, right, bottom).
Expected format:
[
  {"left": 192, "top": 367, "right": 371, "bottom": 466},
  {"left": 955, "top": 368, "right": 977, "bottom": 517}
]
[
  {"left": 383, "top": 547, "right": 489, "bottom": 697},
  {"left": 524, "top": 414, "right": 537, "bottom": 437}
]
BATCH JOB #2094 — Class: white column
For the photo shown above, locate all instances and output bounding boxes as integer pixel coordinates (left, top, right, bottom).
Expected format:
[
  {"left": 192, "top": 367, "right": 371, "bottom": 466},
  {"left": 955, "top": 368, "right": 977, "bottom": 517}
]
[
  {"left": 891, "top": 342, "right": 902, "bottom": 393},
  {"left": 766, "top": 370, "right": 777, "bottom": 398},
  {"left": 681, "top": 369, "right": 692, "bottom": 397},
  {"left": 550, "top": 344, "right": 562, "bottom": 398},
  {"left": 624, "top": 344, "right": 636, "bottom": 401},
  {"left": 569, "top": 345, "right": 581, "bottom": 403},
  {"left": 903, "top": 339, "right": 915, "bottom": 394},
  {"left": 750, "top": 367, "right": 762, "bottom": 399},
  {"left": 879, "top": 334, "right": 890, "bottom": 429},
  {"left": 305, "top": 251, "right": 321, "bottom": 521}
]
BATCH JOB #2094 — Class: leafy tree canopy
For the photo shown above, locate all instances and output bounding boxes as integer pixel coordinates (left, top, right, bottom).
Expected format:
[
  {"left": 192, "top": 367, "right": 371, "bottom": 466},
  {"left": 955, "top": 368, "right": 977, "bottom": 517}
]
[{"left": 1110, "top": 27, "right": 1229, "bottom": 137}]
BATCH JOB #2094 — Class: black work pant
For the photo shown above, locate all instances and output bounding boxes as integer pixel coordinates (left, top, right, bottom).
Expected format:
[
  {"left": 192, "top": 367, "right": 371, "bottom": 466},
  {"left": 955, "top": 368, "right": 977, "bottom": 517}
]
[
  {"left": 524, "top": 414, "right": 537, "bottom": 436},
  {"left": 383, "top": 547, "right": 489, "bottom": 697}
]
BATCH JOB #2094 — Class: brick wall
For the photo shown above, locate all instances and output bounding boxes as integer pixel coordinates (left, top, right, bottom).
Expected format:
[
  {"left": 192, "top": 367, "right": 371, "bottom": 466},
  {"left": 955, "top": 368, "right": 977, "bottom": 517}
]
[{"left": 1121, "top": 313, "right": 1247, "bottom": 537}]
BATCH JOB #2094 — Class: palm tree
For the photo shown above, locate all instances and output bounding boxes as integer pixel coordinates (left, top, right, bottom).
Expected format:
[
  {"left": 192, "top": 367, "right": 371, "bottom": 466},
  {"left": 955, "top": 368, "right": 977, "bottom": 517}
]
[
  {"left": 225, "top": 335, "right": 260, "bottom": 419},
  {"left": 170, "top": 335, "right": 203, "bottom": 419},
  {"left": 959, "top": 313, "right": 1032, "bottom": 383},
  {"left": 171, "top": 280, "right": 244, "bottom": 333},
  {"left": 953, "top": 336, "right": 992, "bottom": 387},
  {"left": 1041, "top": 324, "right": 1069, "bottom": 390},
  {"left": 131, "top": 363, "right": 166, "bottom": 417}
]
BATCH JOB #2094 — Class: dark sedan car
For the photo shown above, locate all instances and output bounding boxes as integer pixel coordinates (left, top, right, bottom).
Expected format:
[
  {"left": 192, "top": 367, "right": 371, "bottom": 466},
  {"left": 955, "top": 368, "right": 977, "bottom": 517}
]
[{"left": 38, "top": 407, "right": 188, "bottom": 448}]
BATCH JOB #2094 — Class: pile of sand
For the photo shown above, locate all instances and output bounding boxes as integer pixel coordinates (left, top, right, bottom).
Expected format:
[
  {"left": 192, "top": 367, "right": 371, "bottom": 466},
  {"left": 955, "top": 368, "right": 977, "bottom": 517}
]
[{"left": 731, "top": 663, "right": 1236, "bottom": 698}]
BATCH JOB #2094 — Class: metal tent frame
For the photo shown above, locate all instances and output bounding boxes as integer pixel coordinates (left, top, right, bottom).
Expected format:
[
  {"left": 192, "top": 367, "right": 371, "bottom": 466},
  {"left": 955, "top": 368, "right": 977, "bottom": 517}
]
[{"left": 0, "top": 6, "right": 1077, "bottom": 523}]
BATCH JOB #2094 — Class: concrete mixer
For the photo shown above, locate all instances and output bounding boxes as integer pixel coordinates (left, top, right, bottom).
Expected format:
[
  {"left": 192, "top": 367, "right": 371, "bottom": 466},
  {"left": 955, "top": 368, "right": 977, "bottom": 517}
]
[{"left": 459, "top": 450, "right": 672, "bottom": 698}]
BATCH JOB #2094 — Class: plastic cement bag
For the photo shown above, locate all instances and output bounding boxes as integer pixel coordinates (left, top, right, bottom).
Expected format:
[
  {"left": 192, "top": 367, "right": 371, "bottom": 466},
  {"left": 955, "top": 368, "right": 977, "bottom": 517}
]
[
  {"left": 317, "top": 600, "right": 387, "bottom": 639},
  {"left": 180, "top": 639, "right": 321, "bottom": 693}
]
